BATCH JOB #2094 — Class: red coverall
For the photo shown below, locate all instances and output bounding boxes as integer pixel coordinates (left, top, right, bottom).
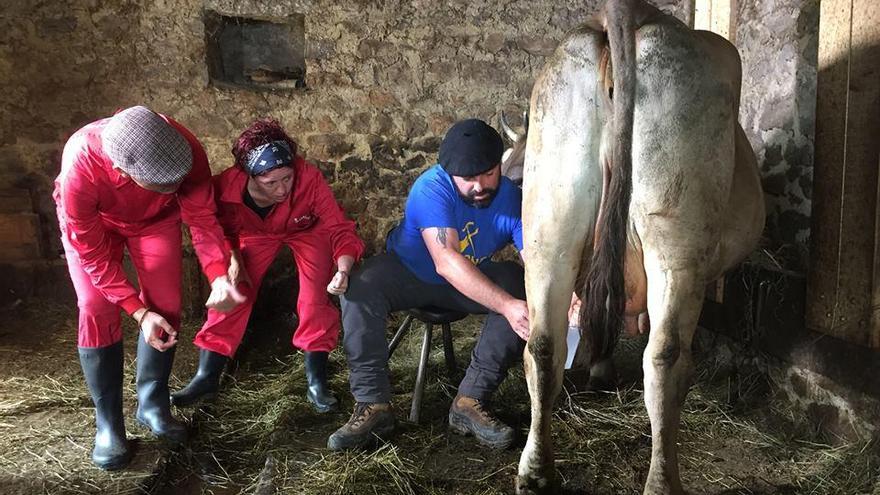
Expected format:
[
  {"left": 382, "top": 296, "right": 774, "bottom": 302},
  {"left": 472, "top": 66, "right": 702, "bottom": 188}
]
[
  {"left": 193, "top": 157, "right": 364, "bottom": 356},
  {"left": 54, "top": 116, "right": 229, "bottom": 348}
]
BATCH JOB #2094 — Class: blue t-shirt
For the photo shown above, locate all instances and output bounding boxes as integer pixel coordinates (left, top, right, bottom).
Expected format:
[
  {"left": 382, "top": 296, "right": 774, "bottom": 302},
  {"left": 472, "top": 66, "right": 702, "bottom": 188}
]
[{"left": 387, "top": 165, "right": 523, "bottom": 284}]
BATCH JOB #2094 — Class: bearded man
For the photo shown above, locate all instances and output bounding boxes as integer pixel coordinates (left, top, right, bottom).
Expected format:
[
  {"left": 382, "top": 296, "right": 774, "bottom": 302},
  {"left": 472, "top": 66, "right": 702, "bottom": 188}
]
[{"left": 328, "top": 119, "right": 528, "bottom": 451}]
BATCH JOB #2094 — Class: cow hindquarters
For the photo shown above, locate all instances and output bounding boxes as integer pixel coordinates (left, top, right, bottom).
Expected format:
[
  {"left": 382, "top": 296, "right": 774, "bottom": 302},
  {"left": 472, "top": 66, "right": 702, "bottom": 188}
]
[{"left": 641, "top": 255, "right": 703, "bottom": 495}]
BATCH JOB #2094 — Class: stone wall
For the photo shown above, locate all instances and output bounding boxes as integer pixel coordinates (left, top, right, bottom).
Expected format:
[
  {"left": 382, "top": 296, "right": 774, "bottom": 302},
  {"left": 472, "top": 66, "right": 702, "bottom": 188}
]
[
  {"left": 736, "top": 0, "right": 820, "bottom": 268},
  {"left": 1, "top": 0, "right": 820, "bottom": 285},
  {"left": 0, "top": 0, "right": 692, "bottom": 267}
]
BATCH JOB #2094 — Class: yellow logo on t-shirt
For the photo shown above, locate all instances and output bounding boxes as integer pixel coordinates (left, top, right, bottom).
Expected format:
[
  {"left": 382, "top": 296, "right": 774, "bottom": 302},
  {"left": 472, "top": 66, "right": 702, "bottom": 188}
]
[{"left": 459, "top": 222, "right": 488, "bottom": 265}]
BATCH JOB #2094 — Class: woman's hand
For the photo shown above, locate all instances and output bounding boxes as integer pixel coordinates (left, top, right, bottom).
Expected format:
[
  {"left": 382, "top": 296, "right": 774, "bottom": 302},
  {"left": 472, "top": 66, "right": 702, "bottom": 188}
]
[
  {"left": 205, "top": 275, "right": 247, "bottom": 312},
  {"left": 327, "top": 255, "right": 356, "bottom": 295},
  {"left": 326, "top": 270, "right": 349, "bottom": 295},
  {"left": 227, "top": 249, "right": 252, "bottom": 288},
  {"left": 134, "top": 308, "right": 178, "bottom": 351}
]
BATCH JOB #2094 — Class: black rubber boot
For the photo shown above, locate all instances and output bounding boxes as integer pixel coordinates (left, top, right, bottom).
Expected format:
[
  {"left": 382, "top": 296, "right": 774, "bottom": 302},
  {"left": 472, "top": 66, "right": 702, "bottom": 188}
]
[
  {"left": 170, "top": 349, "right": 228, "bottom": 407},
  {"left": 304, "top": 351, "right": 339, "bottom": 413},
  {"left": 134, "top": 335, "right": 187, "bottom": 444},
  {"left": 79, "top": 342, "right": 133, "bottom": 470}
]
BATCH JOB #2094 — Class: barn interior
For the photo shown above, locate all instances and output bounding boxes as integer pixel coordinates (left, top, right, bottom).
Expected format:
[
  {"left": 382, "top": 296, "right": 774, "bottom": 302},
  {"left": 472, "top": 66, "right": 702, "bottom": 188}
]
[{"left": 0, "top": 0, "right": 878, "bottom": 494}]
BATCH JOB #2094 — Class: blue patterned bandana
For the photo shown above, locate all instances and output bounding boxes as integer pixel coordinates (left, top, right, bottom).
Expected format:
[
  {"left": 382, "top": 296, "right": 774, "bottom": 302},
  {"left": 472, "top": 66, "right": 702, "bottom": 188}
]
[{"left": 244, "top": 140, "right": 293, "bottom": 176}]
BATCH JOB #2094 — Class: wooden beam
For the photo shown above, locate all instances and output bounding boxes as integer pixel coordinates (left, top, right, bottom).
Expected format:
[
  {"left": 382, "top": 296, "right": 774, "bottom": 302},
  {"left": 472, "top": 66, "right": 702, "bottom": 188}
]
[
  {"left": 693, "top": 0, "right": 734, "bottom": 41},
  {"left": 873, "top": 153, "right": 880, "bottom": 348}
]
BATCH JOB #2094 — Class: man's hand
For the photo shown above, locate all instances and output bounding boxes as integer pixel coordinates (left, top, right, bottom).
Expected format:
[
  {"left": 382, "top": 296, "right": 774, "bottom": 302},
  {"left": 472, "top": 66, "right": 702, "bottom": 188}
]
[
  {"left": 502, "top": 298, "right": 530, "bottom": 341},
  {"left": 568, "top": 293, "right": 582, "bottom": 327},
  {"left": 206, "top": 275, "right": 247, "bottom": 312},
  {"left": 326, "top": 270, "right": 349, "bottom": 295},
  {"left": 135, "top": 309, "right": 178, "bottom": 351},
  {"left": 227, "top": 250, "right": 252, "bottom": 288}
]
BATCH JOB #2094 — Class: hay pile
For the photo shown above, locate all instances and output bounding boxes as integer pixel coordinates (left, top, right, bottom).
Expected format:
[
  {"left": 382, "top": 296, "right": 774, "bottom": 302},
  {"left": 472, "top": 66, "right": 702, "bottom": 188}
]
[{"left": 1, "top": 302, "right": 878, "bottom": 494}]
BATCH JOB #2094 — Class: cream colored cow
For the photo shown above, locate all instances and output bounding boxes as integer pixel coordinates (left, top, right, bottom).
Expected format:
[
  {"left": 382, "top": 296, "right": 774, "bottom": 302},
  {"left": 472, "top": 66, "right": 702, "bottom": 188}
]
[{"left": 515, "top": 1, "right": 765, "bottom": 494}]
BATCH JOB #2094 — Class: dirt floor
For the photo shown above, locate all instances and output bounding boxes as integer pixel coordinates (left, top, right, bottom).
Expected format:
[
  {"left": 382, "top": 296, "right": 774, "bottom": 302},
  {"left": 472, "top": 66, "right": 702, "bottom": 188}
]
[{"left": 0, "top": 298, "right": 878, "bottom": 495}]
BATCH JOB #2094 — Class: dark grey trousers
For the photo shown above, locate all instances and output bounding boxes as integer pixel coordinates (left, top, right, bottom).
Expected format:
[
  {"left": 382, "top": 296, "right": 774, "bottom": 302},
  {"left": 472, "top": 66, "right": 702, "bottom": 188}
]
[{"left": 340, "top": 253, "right": 526, "bottom": 404}]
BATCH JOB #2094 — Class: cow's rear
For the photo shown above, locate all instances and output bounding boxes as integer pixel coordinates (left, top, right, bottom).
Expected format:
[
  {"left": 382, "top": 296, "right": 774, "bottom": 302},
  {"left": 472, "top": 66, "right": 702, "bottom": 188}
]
[{"left": 517, "top": 1, "right": 763, "bottom": 494}]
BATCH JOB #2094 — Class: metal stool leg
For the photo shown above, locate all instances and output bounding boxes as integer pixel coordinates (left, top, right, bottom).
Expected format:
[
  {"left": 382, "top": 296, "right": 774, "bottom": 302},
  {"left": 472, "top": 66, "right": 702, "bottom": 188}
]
[
  {"left": 441, "top": 323, "right": 457, "bottom": 379},
  {"left": 410, "top": 323, "right": 433, "bottom": 423},
  {"left": 388, "top": 315, "right": 413, "bottom": 357}
]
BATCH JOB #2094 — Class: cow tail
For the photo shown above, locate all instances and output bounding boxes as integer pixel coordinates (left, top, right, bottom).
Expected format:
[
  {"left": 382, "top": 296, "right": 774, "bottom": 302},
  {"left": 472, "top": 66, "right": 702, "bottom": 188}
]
[{"left": 580, "top": 0, "right": 637, "bottom": 364}]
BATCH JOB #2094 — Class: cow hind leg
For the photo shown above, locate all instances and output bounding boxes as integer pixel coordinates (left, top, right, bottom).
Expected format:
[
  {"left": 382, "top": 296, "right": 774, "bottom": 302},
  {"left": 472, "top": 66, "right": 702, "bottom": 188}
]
[
  {"left": 517, "top": 269, "right": 579, "bottom": 495},
  {"left": 517, "top": 23, "right": 605, "bottom": 494},
  {"left": 641, "top": 261, "right": 702, "bottom": 495},
  {"left": 517, "top": 129, "right": 597, "bottom": 494}
]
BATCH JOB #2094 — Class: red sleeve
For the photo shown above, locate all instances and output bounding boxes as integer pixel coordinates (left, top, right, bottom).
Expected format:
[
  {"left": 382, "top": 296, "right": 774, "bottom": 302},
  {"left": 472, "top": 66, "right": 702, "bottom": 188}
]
[
  {"left": 307, "top": 165, "right": 365, "bottom": 263},
  {"left": 173, "top": 124, "right": 229, "bottom": 282},
  {"left": 59, "top": 137, "right": 143, "bottom": 314},
  {"left": 213, "top": 174, "right": 242, "bottom": 251}
]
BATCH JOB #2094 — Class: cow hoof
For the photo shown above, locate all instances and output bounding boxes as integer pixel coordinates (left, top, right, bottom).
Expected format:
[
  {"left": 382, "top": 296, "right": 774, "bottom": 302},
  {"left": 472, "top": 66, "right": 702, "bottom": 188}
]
[
  {"left": 643, "top": 487, "right": 686, "bottom": 495},
  {"left": 643, "top": 476, "right": 685, "bottom": 495},
  {"left": 515, "top": 472, "right": 556, "bottom": 495}
]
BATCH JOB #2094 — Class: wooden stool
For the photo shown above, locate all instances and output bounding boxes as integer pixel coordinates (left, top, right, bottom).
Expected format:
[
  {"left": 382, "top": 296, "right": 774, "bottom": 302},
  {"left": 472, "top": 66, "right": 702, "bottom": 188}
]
[{"left": 388, "top": 306, "right": 468, "bottom": 423}]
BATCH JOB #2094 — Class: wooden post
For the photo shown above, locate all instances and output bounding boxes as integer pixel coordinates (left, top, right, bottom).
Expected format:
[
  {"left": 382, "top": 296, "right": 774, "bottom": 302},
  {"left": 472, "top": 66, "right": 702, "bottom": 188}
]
[{"left": 873, "top": 153, "right": 880, "bottom": 348}]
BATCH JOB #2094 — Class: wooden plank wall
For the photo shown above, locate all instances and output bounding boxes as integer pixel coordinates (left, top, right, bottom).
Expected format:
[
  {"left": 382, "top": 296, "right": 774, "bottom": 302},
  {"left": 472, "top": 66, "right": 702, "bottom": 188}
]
[{"left": 807, "top": 0, "right": 880, "bottom": 348}]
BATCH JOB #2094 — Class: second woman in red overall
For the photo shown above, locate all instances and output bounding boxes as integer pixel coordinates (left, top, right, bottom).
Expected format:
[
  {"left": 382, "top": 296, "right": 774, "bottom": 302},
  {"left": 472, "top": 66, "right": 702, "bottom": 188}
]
[{"left": 172, "top": 119, "right": 365, "bottom": 413}]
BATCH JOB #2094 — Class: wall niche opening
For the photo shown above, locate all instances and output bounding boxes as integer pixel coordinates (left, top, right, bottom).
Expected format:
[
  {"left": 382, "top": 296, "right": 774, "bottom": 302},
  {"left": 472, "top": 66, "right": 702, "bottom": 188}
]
[{"left": 204, "top": 10, "right": 306, "bottom": 90}]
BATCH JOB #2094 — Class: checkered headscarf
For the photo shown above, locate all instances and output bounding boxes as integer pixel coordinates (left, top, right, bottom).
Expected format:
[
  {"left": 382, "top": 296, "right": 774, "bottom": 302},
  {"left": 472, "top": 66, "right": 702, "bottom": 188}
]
[{"left": 102, "top": 106, "right": 193, "bottom": 185}]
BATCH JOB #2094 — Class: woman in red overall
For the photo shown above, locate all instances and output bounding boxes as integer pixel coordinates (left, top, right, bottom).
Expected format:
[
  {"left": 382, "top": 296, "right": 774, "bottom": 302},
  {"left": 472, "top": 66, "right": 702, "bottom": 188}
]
[
  {"left": 171, "top": 118, "right": 364, "bottom": 413},
  {"left": 55, "top": 106, "right": 245, "bottom": 470}
]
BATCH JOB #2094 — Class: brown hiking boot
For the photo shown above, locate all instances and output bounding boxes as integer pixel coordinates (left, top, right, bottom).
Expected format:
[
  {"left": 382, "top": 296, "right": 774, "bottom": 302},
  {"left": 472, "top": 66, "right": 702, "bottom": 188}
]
[
  {"left": 448, "top": 395, "right": 514, "bottom": 449},
  {"left": 327, "top": 402, "right": 396, "bottom": 451}
]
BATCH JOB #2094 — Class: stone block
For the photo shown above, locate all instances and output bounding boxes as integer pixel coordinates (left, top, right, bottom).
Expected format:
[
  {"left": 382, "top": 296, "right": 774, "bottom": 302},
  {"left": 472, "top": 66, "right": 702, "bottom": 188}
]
[
  {"left": 483, "top": 33, "right": 506, "bottom": 53},
  {"left": 316, "top": 115, "right": 337, "bottom": 133},
  {"left": 0, "top": 212, "right": 40, "bottom": 261},
  {"left": 0, "top": 189, "right": 32, "bottom": 213},
  {"left": 340, "top": 156, "right": 372, "bottom": 173},
  {"left": 367, "top": 90, "right": 399, "bottom": 109},
  {"left": 374, "top": 114, "right": 394, "bottom": 135},
  {"left": 404, "top": 155, "right": 426, "bottom": 170},
  {"left": 411, "top": 136, "right": 441, "bottom": 153},
  {"left": 349, "top": 112, "right": 372, "bottom": 134},
  {"left": 304, "top": 134, "right": 354, "bottom": 160},
  {"left": 305, "top": 39, "right": 336, "bottom": 59},
  {"left": 428, "top": 114, "right": 454, "bottom": 136},
  {"left": 515, "top": 36, "right": 557, "bottom": 56}
]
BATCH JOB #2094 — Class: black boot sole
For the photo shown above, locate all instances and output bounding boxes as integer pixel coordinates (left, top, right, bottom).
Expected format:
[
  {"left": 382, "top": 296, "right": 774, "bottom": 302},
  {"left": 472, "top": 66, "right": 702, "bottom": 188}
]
[
  {"left": 93, "top": 450, "right": 134, "bottom": 471},
  {"left": 327, "top": 419, "right": 396, "bottom": 451},
  {"left": 134, "top": 415, "right": 188, "bottom": 445},
  {"left": 448, "top": 412, "right": 514, "bottom": 449},
  {"left": 307, "top": 392, "right": 339, "bottom": 414}
]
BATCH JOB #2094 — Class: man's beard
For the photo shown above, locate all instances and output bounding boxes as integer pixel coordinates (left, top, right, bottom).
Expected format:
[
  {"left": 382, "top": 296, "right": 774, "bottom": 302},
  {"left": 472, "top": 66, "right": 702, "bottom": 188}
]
[{"left": 458, "top": 187, "right": 498, "bottom": 209}]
